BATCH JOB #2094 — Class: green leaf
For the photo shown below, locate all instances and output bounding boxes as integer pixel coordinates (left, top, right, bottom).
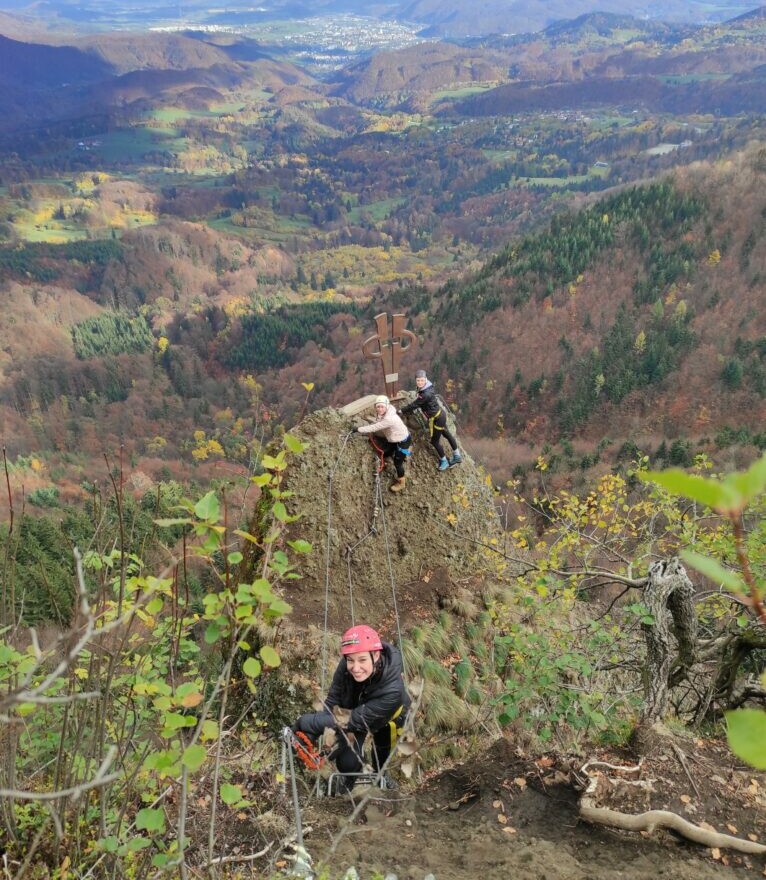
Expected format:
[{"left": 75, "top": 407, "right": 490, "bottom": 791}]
[
  {"left": 146, "top": 596, "right": 164, "bottom": 616},
  {"left": 220, "top": 783, "right": 243, "bottom": 805},
  {"left": 242, "top": 657, "right": 262, "bottom": 678},
  {"left": 725, "top": 709, "right": 766, "bottom": 769},
  {"left": 250, "top": 473, "right": 272, "bottom": 488},
  {"left": 680, "top": 550, "right": 745, "bottom": 592},
  {"left": 135, "top": 808, "right": 166, "bottom": 833},
  {"left": 204, "top": 624, "right": 221, "bottom": 645},
  {"left": 200, "top": 719, "right": 219, "bottom": 740},
  {"left": 287, "top": 539, "right": 312, "bottom": 554},
  {"left": 97, "top": 836, "right": 120, "bottom": 853},
  {"left": 182, "top": 744, "right": 207, "bottom": 772},
  {"left": 268, "top": 598, "right": 292, "bottom": 617},
  {"left": 251, "top": 579, "right": 274, "bottom": 600},
  {"left": 260, "top": 645, "right": 281, "bottom": 668},
  {"left": 728, "top": 453, "right": 766, "bottom": 505},
  {"left": 283, "top": 433, "right": 306, "bottom": 454},
  {"left": 227, "top": 551, "right": 243, "bottom": 565},
  {"left": 162, "top": 712, "right": 196, "bottom": 731},
  {"left": 234, "top": 528, "right": 260, "bottom": 545},
  {"left": 143, "top": 748, "right": 181, "bottom": 774},
  {"left": 640, "top": 469, "right": 742, "bottom": 512},
  {"left": 272, "top": 501, "right": 288, "bottom": 522},
  {"left": 194, "top": 491, "right": 220, "bottom": 523},
  {"left": 127, "top": 837, "right": 151, "bottom": 852}
]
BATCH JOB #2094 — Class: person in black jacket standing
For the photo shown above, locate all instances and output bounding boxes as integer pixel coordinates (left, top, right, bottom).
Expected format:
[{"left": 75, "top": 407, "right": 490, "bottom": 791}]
[
  {"left": 293, "top": 625, "right": 410, "bottom": 792},
  {"left": 399, "top": 369, "right": 461, "bottom": 471}
]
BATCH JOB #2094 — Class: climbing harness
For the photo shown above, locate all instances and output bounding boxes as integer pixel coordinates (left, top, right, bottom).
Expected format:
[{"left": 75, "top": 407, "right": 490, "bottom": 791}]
[{"left": 427, "top": 408, "right": 444, "bottom": 438}]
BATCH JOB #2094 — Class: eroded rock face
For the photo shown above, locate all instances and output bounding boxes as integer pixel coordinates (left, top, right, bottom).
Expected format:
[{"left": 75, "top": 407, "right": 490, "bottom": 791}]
[{"left": 275, "top": 404, "right": 504, "bottom": 634}]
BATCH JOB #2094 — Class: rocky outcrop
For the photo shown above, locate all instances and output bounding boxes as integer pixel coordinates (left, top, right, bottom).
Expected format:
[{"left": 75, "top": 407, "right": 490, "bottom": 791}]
[{"left": 278, "top": 402, "right": 506, "bottom": 633}]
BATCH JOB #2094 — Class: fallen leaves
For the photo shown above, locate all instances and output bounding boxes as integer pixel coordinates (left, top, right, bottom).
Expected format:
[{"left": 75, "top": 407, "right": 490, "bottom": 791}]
[{"left": 711, "top": 850, "right": 731, "bottom": 867}]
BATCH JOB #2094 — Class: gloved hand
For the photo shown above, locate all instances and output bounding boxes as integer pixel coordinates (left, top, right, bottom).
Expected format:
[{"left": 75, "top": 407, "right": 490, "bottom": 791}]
[{"left": 351, "top": 426, "right": 360, "bottom": 434}]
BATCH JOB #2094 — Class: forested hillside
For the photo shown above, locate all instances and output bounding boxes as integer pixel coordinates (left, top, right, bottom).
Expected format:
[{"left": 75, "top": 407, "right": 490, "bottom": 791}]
[{"left": 2, "top": 8, "right": 766, "bottom": 879}]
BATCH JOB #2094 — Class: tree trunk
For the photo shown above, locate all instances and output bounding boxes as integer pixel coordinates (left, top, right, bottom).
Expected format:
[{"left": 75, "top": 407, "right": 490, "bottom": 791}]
[{"left": 641, "top": 558, "right": 697, "bottom": 722}]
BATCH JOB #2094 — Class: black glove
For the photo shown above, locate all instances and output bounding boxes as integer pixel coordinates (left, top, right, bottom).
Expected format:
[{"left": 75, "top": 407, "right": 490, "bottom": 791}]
[{"left": 351, "top": 426, "right": 359, "bottom": 434}]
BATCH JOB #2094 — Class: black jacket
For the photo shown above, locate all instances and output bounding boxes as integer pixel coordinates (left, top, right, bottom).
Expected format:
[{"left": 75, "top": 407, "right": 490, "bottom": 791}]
[
  {"left": 400, "top": 383, "right": 441, "bottom": 419},
  {"left": 297, "top": 643, "right": 409, "bottom": 738},
  {"left": 327, "top": 642, "right": 410, "bottom": 734}
]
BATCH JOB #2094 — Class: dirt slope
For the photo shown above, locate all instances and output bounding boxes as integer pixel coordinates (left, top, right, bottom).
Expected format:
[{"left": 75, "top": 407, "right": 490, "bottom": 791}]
[
  {"left": 296, "top": 736, "right": 766, "bottom": 879},
  {"left": 279, "top": 402, "right": 508, "bottom": 636}
]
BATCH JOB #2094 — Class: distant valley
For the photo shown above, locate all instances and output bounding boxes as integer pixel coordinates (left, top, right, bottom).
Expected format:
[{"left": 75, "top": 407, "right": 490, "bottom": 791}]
[{"left": 1, "top": 4, "right": 766, "bottom": 514}]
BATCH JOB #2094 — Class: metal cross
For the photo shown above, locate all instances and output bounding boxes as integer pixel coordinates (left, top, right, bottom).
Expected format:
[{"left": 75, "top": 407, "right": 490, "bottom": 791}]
[{"left": 361, "top": 312, "right": 416, "bottom": 399}]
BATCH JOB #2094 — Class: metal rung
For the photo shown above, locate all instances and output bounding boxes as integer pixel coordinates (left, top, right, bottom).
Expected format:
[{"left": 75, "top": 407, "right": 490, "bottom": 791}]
[{"left": 323, "top": 771, "right": 387, "bottom": 797}]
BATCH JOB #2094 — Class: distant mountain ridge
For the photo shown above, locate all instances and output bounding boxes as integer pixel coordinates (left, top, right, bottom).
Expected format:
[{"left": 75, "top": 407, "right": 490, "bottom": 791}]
[
  {"left": 0, "top": 25, "right": 314, "bottom": 136},
  {"left": 0, "top": 0, "right": 761, "bottom": 39}
]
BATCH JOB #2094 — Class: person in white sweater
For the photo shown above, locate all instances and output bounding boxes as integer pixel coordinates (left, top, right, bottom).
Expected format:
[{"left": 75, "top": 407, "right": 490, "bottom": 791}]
[{"left": 355, "top": 395, "right": 412, "bottom": 492}]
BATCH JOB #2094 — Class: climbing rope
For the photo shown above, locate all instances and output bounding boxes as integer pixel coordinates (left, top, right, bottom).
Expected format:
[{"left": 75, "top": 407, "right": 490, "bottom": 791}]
[
  {"left": 321, "top": 430, "right": 354, "bottom": 694},
  {"left": 282, "top": 727, "right": 304, "bottom": 847},
  {"left": 374, "top": 471, "right": 407, "bottom": 678},
  {"left": 342, "top": 461, "right": 383, "bottom": 627},
  {"left": 280, "top": 727, "right": 315, "bottom": 877},
  {"left": 322, "top": 431, "right": 387, "bottom": 691}
]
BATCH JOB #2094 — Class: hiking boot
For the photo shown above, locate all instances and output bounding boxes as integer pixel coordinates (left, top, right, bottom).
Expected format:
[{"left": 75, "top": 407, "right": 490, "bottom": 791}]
[
  {"left": 437, "top": 457, "right": 449, "bottom": 471},
  {"left": 448, "top": 451, "right": 462, "bottom": 467},
  {"left": 389, "top": 477, "right": 406, "bottom": 493}
]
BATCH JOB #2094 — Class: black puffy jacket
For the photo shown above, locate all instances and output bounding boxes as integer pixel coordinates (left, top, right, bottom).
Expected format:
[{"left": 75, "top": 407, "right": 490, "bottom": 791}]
[
  {"left": 298, "top": 643, "right": 410, "bottom": 737},
  {"left": 400, "top": 383, "right": 441, "bottom": 419}
]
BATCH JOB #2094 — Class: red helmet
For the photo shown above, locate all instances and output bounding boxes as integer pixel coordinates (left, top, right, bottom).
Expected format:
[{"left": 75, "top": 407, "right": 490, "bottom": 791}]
[{"left": 340, "top": 625, "right": 383, "bottom": 655}]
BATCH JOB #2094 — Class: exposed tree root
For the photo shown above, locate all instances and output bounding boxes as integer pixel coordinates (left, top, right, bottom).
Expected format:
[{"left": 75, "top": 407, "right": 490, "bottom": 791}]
[{"left": 579, "top": 765, "right": 766, "bottom": 855}]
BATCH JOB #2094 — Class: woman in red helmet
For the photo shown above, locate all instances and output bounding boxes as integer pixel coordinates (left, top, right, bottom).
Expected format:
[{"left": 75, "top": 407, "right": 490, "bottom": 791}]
[{"left": 293, "top": 624, "right": 410, "bottom": 792}]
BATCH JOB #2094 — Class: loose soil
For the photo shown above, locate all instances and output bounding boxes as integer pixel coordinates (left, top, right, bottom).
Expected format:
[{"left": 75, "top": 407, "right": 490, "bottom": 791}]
[{"left": 296, "top": 735, "right": 766, "bottom": 880}]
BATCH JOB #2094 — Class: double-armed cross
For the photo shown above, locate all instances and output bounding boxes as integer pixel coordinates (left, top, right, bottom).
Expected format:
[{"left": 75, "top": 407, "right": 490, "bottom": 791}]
[{"left": 361, "top": 312, "right": 416, "bottom": 399}]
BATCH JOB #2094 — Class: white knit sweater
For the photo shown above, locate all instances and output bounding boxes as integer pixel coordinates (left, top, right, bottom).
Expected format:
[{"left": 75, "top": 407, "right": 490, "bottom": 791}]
[{"left": 357, "top": 404, "right": 409, "bottom": 443}]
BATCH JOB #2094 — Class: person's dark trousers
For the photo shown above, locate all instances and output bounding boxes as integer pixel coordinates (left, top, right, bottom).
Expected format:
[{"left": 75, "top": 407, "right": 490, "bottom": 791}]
[
  {"left": 429, "top": 411, "right": 457, "bottom": 459},
  {"left": 334, "top": 724, "right": 399, "bottom": 791},
  {"left": 382, "top": 435, "right": 412, "bottom": 478}
]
